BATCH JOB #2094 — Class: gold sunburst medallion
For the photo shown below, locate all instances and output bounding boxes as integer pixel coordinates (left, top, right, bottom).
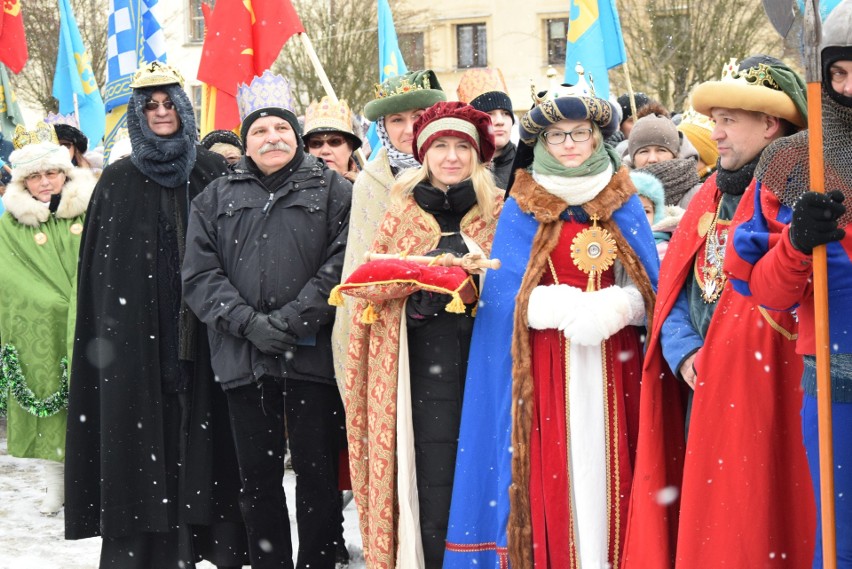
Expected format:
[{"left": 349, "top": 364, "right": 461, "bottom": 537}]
[{"left": 571, "top": 215, "right": 617, "bottom": 291}]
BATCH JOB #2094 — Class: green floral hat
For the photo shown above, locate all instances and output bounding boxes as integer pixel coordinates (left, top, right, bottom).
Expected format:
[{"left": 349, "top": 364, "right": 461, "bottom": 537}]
[{"left": 363, "top": 70, "right": 447, "bottom": 121}]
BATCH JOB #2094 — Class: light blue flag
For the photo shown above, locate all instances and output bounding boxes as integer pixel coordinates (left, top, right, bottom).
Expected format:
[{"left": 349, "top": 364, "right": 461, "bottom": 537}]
[
  {"left": 103, "top": 0, "right": 166, "bottom": 161},
  {"left": 53, "top": 0, "right": 106, "bottom": 147},
  {"left": 563, "top": 0, "right": 626, "bottom": 99},
  {"left": 796, "top": 0, "right": 842, "bottom": 20},
  {"left": 367, "top": 0, "right": 409, "bottom": 160}
]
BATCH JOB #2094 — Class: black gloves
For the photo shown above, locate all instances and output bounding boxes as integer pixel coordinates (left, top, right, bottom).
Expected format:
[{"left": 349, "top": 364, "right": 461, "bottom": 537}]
[
  {"left": 405, "top": 290, "right": 451, "bottom": 327},
  {"left": 789, "top": 190, "right": 846, "bottom": 254},
  {"left": 242, "top": 312, "right": 297, "bottom": 355}
]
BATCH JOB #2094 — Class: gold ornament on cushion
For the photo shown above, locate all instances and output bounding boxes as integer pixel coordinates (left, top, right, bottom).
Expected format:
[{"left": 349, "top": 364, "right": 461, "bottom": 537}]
[
  {"left": 303, "top": 97, "right": 357, "bottom": 136},
  {"left": 457, "top": 68, "right": 509, "bottom": 103},
  {"left": 13, "top": 122, "right": 58, "bottom": 149},
  {"left": 571, "top": 215, "right": 618, "bottom": 292},
  {"left": 129, "top": 61, "right": 185, "bottom": 89}
]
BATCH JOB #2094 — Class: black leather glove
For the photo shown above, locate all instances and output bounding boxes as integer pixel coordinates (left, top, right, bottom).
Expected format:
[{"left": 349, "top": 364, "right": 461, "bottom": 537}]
[
  {"left": 268, "top": 313, "right": 301, "bottom": 344},
  {"left": 242, "top": 313, "right": 297, "bottom": 355},
  {"left": 789, "top": 190, "right": 846, "bottom": 254}
]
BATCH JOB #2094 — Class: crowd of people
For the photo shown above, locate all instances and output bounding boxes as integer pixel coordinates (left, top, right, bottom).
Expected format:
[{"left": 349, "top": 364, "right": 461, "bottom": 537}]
[{"left": 1, "top": 2, "right": 851, "bottom": 568}]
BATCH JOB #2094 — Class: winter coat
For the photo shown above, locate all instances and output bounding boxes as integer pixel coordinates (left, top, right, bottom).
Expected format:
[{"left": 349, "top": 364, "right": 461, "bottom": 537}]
[
  {"left": 490, "top": 141, "right": 517, "bottom": 190},
  {"left": 0, "top": 167, "right": 94, "bottom": 461},
  {"left": 65, "top": 148, "right": 244, "bottom": 540},
  {"left": 182, "top": 153, "right": 352, "bottom": 389}
]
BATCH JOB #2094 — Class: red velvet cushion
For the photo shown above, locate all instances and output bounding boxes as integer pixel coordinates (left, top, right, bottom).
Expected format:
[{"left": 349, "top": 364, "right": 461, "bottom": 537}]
[{"left": 335, "top": 258, "right": 476, "bottom": 304}]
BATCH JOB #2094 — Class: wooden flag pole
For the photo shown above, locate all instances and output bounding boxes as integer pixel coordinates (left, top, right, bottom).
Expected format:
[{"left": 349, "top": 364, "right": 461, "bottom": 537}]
[
  {"left": 297, "top": 33, "right": 368, "bottom": 165},
  {"left": 802, "top": 0, "right": 837, "bottom": 565},
  {"left": 621, "top": 58, "right": 638, "bottom": 122}
]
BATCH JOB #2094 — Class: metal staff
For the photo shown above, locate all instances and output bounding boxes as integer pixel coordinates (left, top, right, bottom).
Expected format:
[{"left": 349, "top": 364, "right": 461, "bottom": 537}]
[{"left": 762, "top": 0, "right": 836, "bottom": 565}]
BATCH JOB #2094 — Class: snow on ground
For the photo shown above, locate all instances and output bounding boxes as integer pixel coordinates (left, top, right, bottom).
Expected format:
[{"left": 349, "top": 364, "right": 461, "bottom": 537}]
[{"left": 0, "top": 418, "right": 365, "bottom": 569}]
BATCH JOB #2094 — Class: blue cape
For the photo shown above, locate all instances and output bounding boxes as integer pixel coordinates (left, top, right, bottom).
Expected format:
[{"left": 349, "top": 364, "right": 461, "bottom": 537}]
[{"left": 444, "top": 193, "right": 659, "bottom": 567}]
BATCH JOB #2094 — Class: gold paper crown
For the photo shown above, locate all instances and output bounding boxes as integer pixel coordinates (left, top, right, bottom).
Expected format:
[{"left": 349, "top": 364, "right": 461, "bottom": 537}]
[
  {"left": 373, "top": 75, "right": 432, "bottom": 100},
  {"left": 12, "top": 122, "right": 59, "bottom": 149},
  {"left": 303, "top": 97, "right": 356, "bottom": 136},
  {"left": 530, "top": 63, "right": 595, "bottom": 107},
  {"left": 129, "top": 61, "right": 185, "bottom": 89},
  {"left": 457, "top": 68, "right": 509, "bottom": 103},
  {"left": 678, "top": 106, "right": 716, "bottom": 132},
  {"left": 720, "top": 58, "right": 740, "bottom": 80}
]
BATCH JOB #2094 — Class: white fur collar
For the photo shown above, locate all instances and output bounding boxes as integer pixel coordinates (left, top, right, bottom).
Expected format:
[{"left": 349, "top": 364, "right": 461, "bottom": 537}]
[
  {"left": 532, "top": 164, "right": 614, "bottom": 205},
  {"left": 2, "top": 168, "right": 96, "bottom": 227}
]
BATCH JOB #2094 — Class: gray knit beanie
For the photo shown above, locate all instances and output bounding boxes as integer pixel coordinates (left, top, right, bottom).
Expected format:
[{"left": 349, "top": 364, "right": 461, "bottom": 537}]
[{"left": 628, "top": 114, "right": 680, "bottom": 162}]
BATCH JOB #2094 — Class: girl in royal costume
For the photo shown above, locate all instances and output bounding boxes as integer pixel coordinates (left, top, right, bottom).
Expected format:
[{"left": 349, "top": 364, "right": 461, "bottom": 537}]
[
  {"left": 0, "top": 125, "right": 95, "bottom": 514},
  {"left": 343, "top": 102, "right": 502, "bottom": 569},
  {"left": 443, "top": 80, "right": 660, "bottom": 569}
]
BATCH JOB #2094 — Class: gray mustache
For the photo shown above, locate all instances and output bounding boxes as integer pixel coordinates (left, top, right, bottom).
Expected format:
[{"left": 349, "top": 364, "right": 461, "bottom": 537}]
[{"left": 259, "top": 142, "right": 292, "bottom": 154}]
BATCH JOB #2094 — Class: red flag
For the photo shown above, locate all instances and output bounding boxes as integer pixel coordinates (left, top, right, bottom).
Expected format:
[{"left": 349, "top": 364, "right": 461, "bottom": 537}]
[
  {"left": 0, "top": 0, "right": 29, "bottom": 73},
  {"left": 197, "top": 0, "right": 303, "bottom": 96}
]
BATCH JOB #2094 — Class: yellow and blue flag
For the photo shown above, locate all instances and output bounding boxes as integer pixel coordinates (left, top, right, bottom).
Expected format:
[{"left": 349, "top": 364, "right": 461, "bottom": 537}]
[
  {"left": 366, "top": 0, "right": 408, "bottom": 160},
  {"left": 53, "top": 0, "right": 105, "bottom": 147},
  {"left": 563, "top": 0, "right": 626, "bottom": 99},
  {"left": 103, "top": 0, "right": 166, "bottom": 163},
  {"left": 0, "top": 63, "right": 24, "bottom": 140}
]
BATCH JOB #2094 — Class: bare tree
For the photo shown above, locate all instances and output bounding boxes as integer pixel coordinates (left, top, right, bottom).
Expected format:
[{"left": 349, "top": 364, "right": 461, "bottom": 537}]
[
  {"left": 273, "top": 0, "right": 423, "bottom": 115},
  {"left": 614, "top": 0, "right": 785, "bottom": 111},
  {"left": 12, "top": 0, "right": 108, "bottom": 114}
]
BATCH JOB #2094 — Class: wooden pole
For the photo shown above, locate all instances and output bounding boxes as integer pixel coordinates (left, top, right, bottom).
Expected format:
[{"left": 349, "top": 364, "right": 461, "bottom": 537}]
[
  {"left": 297, "top": 33, "right": 367, "bottom": 166},
  {"left": 621, "top": 58, "right": 638, "bottom": 121},
  {"left": 803, "top": 0, "right": 837, "bottom": 566}
]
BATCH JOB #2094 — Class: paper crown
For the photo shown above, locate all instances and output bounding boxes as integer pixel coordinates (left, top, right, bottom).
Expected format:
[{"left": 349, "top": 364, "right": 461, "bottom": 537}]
[
  {"left": 363, "top": 70, "right": 446, "bottom": 122},
  {"left": 44, "top": 112, "right": 80, "bottom": 128},
  {"left": 302, "top": 97, "right": 362, "bottom": 149},
  {"left": 457, "top": 68, "right": 509, "bottom": 103},
  {"left": 237, "top": 70, "right": 297, "bottom": 123},
  {"left": 12, "top": 122, "right": 58, "bottom": 149},
  {"left": 129, "top": 61, "right": 185, "bottom": 89},
  {"left": 678, "top": 107, "right": 715, "bottom": 133}
]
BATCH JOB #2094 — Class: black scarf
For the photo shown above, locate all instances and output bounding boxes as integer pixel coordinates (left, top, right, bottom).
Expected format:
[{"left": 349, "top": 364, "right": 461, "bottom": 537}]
[
  {"left": 716, "top": 154, "right": 761, "bottom": 196},
  {"left": 128, "top": 85, "right": 197, "bottom": 188},
  {"left": 413, "top": 179, "right": 478, "bottom": 220},
  {"left": 246, "top": 148, "right": 306, "bottom": 192}
]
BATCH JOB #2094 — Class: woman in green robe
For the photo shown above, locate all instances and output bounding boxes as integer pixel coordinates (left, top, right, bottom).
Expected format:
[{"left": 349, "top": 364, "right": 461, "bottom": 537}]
[{"left": 0, "top": 132, "right": 95, "bottom": 514}]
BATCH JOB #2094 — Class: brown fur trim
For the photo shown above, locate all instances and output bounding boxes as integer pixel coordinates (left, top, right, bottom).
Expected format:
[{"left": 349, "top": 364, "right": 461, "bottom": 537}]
[
  {"left": 508, "top": 219, "right": 562, "bottom": 568},
  {"left": 506, "top": 166, "right": 656, "bottom": 565}
]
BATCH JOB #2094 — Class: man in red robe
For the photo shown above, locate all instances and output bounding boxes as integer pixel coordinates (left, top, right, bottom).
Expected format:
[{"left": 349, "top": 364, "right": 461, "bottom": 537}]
[{"left": 622, "top": 55, "right": 816, "bottom": 569}]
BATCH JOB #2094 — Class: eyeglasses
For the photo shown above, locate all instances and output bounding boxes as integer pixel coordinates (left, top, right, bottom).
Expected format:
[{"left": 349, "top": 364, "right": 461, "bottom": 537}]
[
  {"left": 143, "top": 99, "right": 176, "bottom": 111},
  {"left": 541, "top": 128, "right": 593, "bottom": 145},
  {"left": 25, "top": 170, "right": 63, "bottom": 183},
  {"left": 307, "top": 135, "right": 347, "bottom": 149}
]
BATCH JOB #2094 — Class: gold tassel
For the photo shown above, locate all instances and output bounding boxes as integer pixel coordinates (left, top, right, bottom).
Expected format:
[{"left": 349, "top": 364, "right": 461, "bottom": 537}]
[
  {"left": 361, "top": 302, "right": 378, "bottom": 324},
  {"left": 445, "top": 293, "right": 466, "bottom": 314},
  {"left": 328, "top": 285, "right": 344, "bottom": 306}
]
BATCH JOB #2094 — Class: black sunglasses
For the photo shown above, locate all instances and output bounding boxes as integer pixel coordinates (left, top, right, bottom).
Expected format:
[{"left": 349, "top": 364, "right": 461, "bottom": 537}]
[{"left": 144, "top": 100, "right": 176, "bottom": 111}]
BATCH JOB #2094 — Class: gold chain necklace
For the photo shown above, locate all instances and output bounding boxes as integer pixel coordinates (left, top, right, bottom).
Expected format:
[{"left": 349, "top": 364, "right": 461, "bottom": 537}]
[{"left": 700, "top": 198, "right": 728, "bottom": 303}]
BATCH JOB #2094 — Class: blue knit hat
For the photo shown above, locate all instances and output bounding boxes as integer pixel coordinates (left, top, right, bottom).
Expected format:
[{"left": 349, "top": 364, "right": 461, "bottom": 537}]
[{"left": 630, "top": 170, "right": 666, "bottom": 225}]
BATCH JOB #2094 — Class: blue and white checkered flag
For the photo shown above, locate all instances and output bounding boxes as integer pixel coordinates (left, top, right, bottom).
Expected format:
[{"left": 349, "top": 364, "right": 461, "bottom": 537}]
[{"left": 104, "top": 0, "right": 166, "bottom": 162}]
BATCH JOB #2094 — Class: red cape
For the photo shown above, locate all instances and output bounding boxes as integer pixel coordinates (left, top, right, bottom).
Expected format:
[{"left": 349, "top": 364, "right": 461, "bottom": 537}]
[{"left": 622, "top": 176, "right": 815, "bottom": 568}]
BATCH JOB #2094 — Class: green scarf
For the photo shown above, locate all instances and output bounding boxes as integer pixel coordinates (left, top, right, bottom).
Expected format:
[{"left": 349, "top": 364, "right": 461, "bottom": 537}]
[{"left": 532, "top": 140, "right": 621, "bottom": 177}]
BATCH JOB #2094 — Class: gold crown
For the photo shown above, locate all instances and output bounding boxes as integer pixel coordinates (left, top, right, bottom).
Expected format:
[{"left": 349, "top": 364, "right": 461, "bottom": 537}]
[
  {"left": 737, "top": 63, "right": 781, "bottom": 90},
  {"left": 678, "top": 106, "right": 716, "bottom": 132},
  {"left": 373, "top": 75, "right": 432, "bottom": 100},
  {"left": 12, "top": 122, "right": 59, "bottom": 149},
  {"left": 129, "top": 61, "right": 185, "bottom": 89},
  {"left": 720, "top": 58, "right": 740, "bottom": 80},
  {"left": 457, "top": 68, "right": 509, "bottom": 103},
  {"left": 303, "top": 97, "right": 356, "bottom": 136}
]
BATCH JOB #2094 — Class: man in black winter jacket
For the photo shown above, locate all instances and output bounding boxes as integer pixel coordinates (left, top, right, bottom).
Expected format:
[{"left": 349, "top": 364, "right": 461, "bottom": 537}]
[{"left": 182, "top": 71, "right": 352, "bottom": 569}]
